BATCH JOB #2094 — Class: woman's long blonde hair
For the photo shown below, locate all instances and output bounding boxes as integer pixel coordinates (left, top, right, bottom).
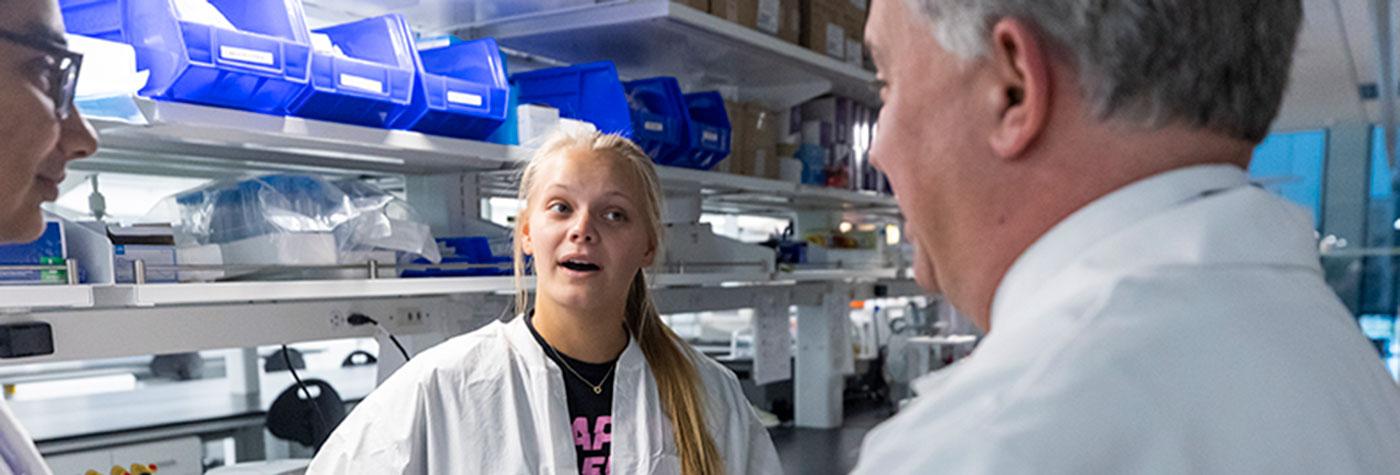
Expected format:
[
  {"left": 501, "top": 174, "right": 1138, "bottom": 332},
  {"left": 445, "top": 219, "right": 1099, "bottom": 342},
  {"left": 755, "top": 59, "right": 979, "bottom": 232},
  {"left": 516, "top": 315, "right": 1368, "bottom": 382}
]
[{"left": 512, "top": 127, "right": 723, "bottom": 475}]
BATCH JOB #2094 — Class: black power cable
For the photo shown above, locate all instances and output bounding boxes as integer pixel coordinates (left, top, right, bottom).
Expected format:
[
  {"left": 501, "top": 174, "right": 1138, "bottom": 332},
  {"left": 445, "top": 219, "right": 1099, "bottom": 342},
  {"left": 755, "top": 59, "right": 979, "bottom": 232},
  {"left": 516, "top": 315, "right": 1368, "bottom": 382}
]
[
  {"left": 348, "top": 313, "right": 411, "bottom": 361},
  {"left": 282, "top": 344, "right": 329, "bottom": 434}
]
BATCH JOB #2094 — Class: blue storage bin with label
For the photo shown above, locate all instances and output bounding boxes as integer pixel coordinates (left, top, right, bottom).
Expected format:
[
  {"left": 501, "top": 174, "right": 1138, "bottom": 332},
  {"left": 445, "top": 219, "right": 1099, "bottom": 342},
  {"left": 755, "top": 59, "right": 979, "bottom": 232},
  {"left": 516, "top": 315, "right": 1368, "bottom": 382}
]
[
  {"left": 388, "top": 37, "right": 509, "bottom": 140},
  {"left": 401, "top": 237, "right": 512, "bottom": 278},
  {"left": 0, "top": 221, "right": 67, "bottom": 285},
  {"left": 61, "top": 0, "right": 314, "bottom": 115},
  {"left": 511, "top": 61, "right": 633, "bottom": 137},
  {"left": 60, "top": 0, "right": 125, "bottom": 42},
  {"left": 682, "top": 91, "right": 732, "bottom": 170},
  {"left": 623, "top": 77, "right": 692, "bottom": 166},
  {"left": 286, "top": 14, "right": 415, "bottom": 127}
]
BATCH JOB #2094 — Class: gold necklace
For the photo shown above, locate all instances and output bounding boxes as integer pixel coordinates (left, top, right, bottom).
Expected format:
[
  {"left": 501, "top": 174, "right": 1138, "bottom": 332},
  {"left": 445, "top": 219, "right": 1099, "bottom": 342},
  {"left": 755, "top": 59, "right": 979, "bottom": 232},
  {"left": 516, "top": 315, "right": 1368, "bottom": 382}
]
[{"left": 546, "top": 343, "right": 616, "bottom": 395}]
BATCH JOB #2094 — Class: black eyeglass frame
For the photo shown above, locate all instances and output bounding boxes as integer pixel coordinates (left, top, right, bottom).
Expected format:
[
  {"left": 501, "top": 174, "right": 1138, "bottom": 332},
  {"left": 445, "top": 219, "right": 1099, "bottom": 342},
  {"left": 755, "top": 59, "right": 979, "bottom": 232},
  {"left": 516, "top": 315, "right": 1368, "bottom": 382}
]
[{"left": 0, "top": 29, "right": 83, "bottom": 120}]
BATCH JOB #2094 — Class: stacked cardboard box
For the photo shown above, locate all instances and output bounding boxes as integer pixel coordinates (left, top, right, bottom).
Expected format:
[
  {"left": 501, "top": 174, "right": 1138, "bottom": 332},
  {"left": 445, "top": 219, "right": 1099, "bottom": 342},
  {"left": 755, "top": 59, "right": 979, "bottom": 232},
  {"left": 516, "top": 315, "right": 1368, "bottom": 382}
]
[
  {"left": 675, "top": 0, "right": 710, "bottom": 11},
  {"left": 709, "top": 0, "right": 802, "bottom": 44},
  {"left": 719, "top": 101, "right": 782, "bottom": 179},
  {"left": 799, "top": 0, "right": 867, "bottom": 65}
]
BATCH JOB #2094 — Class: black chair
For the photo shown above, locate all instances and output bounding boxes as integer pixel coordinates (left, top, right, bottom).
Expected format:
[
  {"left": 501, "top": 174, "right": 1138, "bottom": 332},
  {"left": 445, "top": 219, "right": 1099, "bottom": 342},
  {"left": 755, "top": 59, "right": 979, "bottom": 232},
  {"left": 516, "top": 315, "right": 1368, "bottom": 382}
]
[
  {"left": 341, "top": 350, "right": 378, "bottom": 367},
  {"left": 264, "top": 347, "right": 306, "bottom": 372},
  {"left": 266, "top": 379, "right": 346, "bottom": 450},
  {"left": 150, "top": 352, "right": 205, "bottom": 381}
]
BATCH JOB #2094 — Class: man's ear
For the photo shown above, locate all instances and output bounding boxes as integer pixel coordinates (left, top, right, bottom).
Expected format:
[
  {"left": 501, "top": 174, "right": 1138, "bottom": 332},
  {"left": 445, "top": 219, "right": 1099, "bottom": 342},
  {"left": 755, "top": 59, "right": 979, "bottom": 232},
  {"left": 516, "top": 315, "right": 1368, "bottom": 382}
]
[{"left": 984, "top": 17, "right": 1053, "bottom": 160}]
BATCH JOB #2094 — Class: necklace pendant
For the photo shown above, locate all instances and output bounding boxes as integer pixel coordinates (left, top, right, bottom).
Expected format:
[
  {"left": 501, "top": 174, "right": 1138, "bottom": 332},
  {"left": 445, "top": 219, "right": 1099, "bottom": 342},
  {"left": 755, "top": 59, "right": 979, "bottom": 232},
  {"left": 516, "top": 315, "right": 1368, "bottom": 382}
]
[{"left": 593, "top": 385, "right": 603, "bottom": 394}]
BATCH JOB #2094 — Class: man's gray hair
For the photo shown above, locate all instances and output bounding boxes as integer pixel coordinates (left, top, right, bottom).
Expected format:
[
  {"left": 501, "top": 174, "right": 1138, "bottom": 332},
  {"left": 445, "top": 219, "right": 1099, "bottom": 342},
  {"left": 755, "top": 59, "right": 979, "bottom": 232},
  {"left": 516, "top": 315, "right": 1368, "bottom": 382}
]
[{"left": 907, "top": 0, "right": 1303, "bottom": 142}]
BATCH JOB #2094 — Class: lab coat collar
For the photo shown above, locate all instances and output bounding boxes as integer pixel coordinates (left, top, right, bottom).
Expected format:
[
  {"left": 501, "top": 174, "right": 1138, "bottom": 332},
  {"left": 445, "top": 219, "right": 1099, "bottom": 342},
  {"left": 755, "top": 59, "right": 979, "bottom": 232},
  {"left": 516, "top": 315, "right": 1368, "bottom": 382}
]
[
  {"left": 502, "top": 315, "right": 645, "bottom": 372},
  {"left": 989, "top": 164, "right": 1251, "bottom": 330},
  {"left": 503, "top": 315, "right": 650, "bottom": 473}
]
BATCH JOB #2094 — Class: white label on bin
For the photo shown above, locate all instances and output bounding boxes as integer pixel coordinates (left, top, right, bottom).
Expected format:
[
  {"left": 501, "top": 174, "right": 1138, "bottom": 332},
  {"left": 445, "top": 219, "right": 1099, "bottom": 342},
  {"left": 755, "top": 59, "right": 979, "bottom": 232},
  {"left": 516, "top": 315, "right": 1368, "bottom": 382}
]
[
  {"left": 340, "top": 74, "right": 384, "bottom": 93},
  {"left": 703, "top": 130, "right": 720, "bottom": 142},
  {"left": 757, "top": 0, "right": 780, "bottom": 34},
  {"left": 417, "top": 37, "right": 452, "bottom": 51},
  {"left": 826, "top": 23, "right": 846, "bottom": 59},
  {"left": 644, "top": 121, "right": 664, "bottom": 132},
  {"left": 220, "top": 46, "right": 274, "bottom": 66},
  {"left": 447, "top": 91, "right": 484, "bottom": 107}
]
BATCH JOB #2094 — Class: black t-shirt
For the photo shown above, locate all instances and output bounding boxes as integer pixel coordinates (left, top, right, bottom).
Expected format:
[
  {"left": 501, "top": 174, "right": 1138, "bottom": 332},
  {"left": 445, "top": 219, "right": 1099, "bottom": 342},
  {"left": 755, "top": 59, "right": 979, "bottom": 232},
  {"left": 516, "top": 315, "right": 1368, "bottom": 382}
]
[{"left": 526, "top": 314, "right": 618, "bottom": 475}]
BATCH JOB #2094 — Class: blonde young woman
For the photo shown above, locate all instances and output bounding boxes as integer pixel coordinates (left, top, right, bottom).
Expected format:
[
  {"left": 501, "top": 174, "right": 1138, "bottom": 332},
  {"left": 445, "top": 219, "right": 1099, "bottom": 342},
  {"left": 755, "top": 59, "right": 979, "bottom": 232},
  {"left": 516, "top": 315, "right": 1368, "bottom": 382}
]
[{"left": 310, "top": 129, "right": 782, "bottom": 474}]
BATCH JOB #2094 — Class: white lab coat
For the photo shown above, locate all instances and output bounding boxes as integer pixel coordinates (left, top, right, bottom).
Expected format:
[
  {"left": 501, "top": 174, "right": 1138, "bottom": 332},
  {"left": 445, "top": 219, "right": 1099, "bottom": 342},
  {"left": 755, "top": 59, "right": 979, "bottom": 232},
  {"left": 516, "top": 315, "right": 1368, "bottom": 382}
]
[
  {"left": 854, "top": 165, "right": 1400, "bottom": 474},
  {"left": 0, "top": 397, "right": 50, "bottom": 475},
  {"left": 309, "top": 316, "right": 781, "bottom": 474}
]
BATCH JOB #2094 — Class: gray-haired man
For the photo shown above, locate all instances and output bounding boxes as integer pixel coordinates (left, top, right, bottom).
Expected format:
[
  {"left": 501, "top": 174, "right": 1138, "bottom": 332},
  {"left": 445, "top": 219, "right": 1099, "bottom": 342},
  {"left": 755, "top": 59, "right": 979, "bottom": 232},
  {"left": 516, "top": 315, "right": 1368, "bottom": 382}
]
[{"left": 855, "top": 0, "right": 1400, "bottom": 472}]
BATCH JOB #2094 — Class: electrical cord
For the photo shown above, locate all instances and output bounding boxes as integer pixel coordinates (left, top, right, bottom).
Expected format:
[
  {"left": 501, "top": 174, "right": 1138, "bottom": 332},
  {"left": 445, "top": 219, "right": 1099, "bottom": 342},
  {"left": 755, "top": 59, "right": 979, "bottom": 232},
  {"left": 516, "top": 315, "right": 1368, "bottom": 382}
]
[
  {"left": 348, "top": 313, "right": 411, "bottom": 361},
  {"left": 282, "top": 344, "right": 329, "bottom": 434}
]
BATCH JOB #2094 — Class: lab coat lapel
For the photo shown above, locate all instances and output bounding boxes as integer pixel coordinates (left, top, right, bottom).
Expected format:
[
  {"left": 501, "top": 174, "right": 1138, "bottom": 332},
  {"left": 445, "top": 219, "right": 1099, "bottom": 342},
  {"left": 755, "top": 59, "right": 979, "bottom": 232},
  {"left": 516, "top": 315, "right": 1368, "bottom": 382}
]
[
  {"left": 611, "top": 335, "right": 677, "bottom": 473},
  {"left": 504, "top": 317, "right": 579, "bottom": 474}
]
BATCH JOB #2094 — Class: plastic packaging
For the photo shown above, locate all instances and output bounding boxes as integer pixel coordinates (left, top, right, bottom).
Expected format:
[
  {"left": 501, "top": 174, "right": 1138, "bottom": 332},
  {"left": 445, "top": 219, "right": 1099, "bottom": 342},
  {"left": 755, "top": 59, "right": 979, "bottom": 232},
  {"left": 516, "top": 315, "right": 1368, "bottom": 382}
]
[{"left": 155, "top": 175, "right": 440, "bottom": 278}]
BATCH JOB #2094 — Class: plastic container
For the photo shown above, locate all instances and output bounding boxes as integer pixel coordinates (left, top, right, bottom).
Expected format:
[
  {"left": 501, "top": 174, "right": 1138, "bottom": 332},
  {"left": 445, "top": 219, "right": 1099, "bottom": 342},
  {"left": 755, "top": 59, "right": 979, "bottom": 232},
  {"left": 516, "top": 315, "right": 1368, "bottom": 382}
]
[
  {"left": 60, "top": 0, "right": 313, "bottom": 115},
  {"left": 60, "top": 0, "right": 125, "bottom": 42},
  {"left": 388, "top": 38, "right": 509, "bottom": 140},
  {"left": 401, "top": 237, "right": 512, "bottom": 278},
  {"left": 286, "top": 14, "right": 416, "bottom": 128},
  {"left": 682, "top": 91, "right": 732, "bottom": 170},
  {"left": 475, "top": 0, "right": 595, "bottom": 22},
  {"left": 623, "top": 77, "right": 692, "bottom": 166},
  {"left": 511, "top": 61, "right": 633, "bottom": 137}
]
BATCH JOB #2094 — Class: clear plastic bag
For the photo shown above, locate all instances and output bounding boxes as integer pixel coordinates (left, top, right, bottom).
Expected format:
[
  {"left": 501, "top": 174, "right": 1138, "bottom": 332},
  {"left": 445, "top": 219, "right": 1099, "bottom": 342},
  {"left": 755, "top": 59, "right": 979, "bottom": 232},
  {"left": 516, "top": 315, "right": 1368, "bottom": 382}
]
[{"left": 154, "top": 174, "right": 441, "bottom": 273}]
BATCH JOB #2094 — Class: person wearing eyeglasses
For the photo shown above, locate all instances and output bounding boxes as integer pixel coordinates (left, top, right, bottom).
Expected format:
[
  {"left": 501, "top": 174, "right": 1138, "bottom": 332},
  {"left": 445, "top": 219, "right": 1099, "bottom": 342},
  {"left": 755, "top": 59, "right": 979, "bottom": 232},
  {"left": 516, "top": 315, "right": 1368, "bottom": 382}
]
[{"left": 0, "top": 0, "right": 98, "bottom": 473}]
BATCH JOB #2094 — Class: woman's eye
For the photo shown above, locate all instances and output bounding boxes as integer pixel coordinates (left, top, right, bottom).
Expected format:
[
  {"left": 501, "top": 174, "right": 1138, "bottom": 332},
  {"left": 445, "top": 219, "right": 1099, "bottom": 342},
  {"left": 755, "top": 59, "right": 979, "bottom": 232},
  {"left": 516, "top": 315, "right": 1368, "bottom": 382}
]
[
  {"left": 604, "top": 210, "right": 627, "bottom": 222},
  {"left": 547, "top": 202, "right": 570, "bottom": 213},
  {"left": 26, "top": 58, "right": 53, "bottom": 90}
]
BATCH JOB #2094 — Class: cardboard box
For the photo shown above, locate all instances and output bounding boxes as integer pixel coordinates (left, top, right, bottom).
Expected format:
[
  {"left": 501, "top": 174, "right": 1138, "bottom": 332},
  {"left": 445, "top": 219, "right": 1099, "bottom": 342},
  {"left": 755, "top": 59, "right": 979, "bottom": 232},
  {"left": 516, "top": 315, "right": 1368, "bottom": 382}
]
[
  {"left": 846, "top": 38, "right": 863, "bottom": 67},
  {"left": 721, "top": 100, "right": 749, "bottom": 175},
  {"left": 757, "top": 0, "right": 782, "bottom": 34},
  {"left": 746, "top": 104, "right": 781, "bottom": 179},
  {"left": 676, "top": 0, "right": 710, "bottom": 11},
  {"left": 711, "top": 0, "right": 759, "bottom": 28},
  {"left": 801, "top": 0, "right": 867, "bottom": 59},
  {"left": 801, "top": 0, "right": 848, "bottom": 59},
  {"left": 754, "top": 0, "right": 800, "bottom": 44},
  {"left": 721, "top": 101, "right": 781, "bottom": 178},
  {"left": 779, "top": 0, "right": 801, "bottom": 44}
]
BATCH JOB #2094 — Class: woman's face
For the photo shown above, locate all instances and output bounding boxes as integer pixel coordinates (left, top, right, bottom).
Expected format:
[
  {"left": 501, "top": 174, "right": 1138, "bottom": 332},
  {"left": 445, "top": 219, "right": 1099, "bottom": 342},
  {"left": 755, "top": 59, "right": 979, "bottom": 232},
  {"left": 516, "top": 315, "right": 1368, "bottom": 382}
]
[
  {"left": 521, "top": 148, "right": 656, "bottom": 315},
  {"left": 0, "top": 0, "right": 98, "bottom": 242}
]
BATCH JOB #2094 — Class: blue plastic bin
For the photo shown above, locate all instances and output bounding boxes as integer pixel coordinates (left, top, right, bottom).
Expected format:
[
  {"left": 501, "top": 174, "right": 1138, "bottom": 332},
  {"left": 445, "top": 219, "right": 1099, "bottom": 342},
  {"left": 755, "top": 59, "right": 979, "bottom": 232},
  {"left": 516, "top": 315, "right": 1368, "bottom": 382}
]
[
  {"left": 286, "top": 14, "right": 416, "bottom": 127},
  {"left": 388, "top": 38, "right": 509, "bottom": 140},
  {"left": 0, "top": 222, "right": 65, "bottom": 284},
  {"left": 60, "top": 0, "right": 125, "bottom": 42},
  {"left": 61, "top": 0, "right": 313, "bottom": 115},
  {"left": 682, "top": 92, "right": 732, "bottom": 170},
  {"left": 511, "top": 61, "right": 633, "bottom": 137},
  {"left": 401, "top": 237, "right": 512, "bottom": 278},
  {"left": 623, "top": 77, "right": 692, "bottom": 166}
]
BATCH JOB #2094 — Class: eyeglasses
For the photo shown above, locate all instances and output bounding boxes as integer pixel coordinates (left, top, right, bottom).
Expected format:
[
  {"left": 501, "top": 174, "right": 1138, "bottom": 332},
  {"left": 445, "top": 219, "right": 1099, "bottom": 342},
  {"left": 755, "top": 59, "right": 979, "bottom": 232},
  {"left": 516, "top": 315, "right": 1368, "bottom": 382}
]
[{"left": 0, "top": 29, "right": 83, "bottom": 120}]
